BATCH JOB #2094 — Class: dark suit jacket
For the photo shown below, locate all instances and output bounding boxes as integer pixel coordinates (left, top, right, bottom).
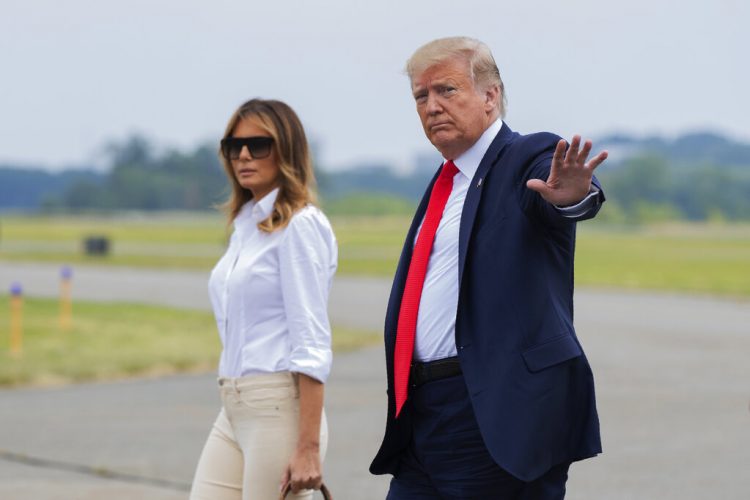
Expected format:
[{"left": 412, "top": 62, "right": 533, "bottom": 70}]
[{"left": 370, "top": 123, "right": 603, "bottom": 482}]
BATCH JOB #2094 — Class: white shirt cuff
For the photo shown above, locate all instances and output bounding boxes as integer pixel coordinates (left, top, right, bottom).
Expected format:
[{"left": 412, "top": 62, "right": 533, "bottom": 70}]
[
  {"left": 289, "top": 346, "right": 332, "bottom": 383},
  {"left": 555, "top": 187, "right": 600, "bottom": 218}
]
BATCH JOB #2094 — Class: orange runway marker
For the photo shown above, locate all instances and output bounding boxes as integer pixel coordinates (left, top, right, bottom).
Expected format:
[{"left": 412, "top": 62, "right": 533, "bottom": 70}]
[
  {"left": 9, "top": 282, "right": 23, "bottom": 357},
  {"left": 60, "top": 266, "right": 73, "bottom": 331}
]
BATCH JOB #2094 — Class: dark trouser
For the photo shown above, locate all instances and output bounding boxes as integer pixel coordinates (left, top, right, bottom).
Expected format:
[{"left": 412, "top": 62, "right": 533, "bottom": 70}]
[{"left": 386, "top": 373, "right": 570, "bottom": 500}]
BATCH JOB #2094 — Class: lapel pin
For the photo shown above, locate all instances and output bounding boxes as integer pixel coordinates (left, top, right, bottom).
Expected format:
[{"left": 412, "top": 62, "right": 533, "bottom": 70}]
[{"left": 477, "top": 178, "right": 483, "bottom": 188}]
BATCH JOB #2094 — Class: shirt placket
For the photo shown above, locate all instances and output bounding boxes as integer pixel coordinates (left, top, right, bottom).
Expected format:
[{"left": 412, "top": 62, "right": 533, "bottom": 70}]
[
  {"left": 224, "top": 207, "right": 263, "bottom": 340},
  {"left": 223, "top": 236, "right": 243, "bottom": 338}
]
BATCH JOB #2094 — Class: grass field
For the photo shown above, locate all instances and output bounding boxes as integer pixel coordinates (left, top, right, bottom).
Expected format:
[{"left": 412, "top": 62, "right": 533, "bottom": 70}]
[
  {"left": 1, "top": 215, "right": 747, "bottom": 387},
  {"left": 0, "top": 212, "right": 227, "bottom": 269},
  {"left": 0, "top": 296, "right": 380, "bottom": 387},
  {"left": 576, "top": 224, "right": 750, "bottom": 297},
  {"left": 1, "top": 214, "right": 749, "bottom": 297}
]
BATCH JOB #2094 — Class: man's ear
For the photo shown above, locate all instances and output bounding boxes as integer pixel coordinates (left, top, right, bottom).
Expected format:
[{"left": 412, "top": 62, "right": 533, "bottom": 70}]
[{"left": 484, "top": 84, "right": 500, "bottom": 112}]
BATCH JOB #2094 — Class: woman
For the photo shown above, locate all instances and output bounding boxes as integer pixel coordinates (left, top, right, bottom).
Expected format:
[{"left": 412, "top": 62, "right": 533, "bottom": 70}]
[{"left": 190, "top": 99, "right": 337, "bottom": 500}]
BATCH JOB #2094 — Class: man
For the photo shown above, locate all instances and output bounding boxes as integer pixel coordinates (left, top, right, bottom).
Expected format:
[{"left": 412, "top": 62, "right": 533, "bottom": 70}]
[{"left": 370, "top": 37, "right": 608, "bottom": 499}]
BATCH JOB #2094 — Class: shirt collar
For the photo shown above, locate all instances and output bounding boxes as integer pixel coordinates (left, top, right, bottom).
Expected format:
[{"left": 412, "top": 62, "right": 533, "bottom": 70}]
[
  {"left": 251, "top": 187, "right": 279, "bottom": 222},
  {"left": 235, "top": 187, "right": 279, "bottom": 229},
  {"left": 449, "top": 118, "right": 504, "bottom": 180}
]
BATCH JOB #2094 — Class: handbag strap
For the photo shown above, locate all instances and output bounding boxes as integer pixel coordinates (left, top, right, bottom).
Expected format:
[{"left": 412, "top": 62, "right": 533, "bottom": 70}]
[{"left": 279, "top": 482, "right": 332, "bottom": 499}]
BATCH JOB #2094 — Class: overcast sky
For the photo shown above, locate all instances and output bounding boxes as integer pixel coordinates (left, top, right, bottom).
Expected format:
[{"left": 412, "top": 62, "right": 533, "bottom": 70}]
[{"left": 1, "top": 0, "right": 746, "bottom": 172}]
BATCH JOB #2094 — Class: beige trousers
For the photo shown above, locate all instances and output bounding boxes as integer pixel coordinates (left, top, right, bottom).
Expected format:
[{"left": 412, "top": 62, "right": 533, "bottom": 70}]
[{"left": 189, "top": 372, "right": 328, "bottom": 500}]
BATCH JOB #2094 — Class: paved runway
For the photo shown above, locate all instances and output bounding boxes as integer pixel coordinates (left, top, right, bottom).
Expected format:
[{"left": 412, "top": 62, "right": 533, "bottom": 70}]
[
  {"left": 0, "top": 262, "right": 388, "bottom": 332},
  {"left": 0, "top": 346, "right": 392, "bottom": 500},
  {"left": 1, "top": 263, "right": 749, "bottom": 499}
]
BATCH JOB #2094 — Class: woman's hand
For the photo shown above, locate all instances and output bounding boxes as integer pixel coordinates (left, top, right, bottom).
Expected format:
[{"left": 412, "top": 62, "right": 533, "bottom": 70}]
[
  {"left": 281, "top": 443, "right": 322, "bottom": 494},
  {"left": 281, "top": 373, "right": 325, "bottom": 494}
]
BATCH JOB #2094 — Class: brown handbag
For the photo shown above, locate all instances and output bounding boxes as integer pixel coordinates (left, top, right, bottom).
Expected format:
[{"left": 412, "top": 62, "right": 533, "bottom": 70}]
[{"left": 279, "top": 482, "right": 332, "bottom": 499}]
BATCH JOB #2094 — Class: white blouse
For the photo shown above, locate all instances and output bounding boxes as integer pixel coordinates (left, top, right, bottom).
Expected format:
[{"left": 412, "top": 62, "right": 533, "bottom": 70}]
[{"left": 208, "top": 188, "right": 337, "bottom": 383}]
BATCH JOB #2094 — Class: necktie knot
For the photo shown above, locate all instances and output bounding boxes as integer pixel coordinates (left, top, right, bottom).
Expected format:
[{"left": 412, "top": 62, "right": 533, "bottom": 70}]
[{"left": 441, "top": 160, "right": 459, "bottom": 179}]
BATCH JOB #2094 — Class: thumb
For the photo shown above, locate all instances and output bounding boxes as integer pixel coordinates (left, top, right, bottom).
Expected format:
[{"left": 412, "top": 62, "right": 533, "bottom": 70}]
[
  {"left": 526, "top": 179, "right": 550, "bottom": 196},
  {"left": 280, "top": 466, "right": 291, "bottom": 493}
]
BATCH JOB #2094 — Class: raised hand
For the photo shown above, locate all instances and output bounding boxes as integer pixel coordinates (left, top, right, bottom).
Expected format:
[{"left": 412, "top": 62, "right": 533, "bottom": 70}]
[{"left": 526, "top": 135, "right": 608, "bottom": 207}]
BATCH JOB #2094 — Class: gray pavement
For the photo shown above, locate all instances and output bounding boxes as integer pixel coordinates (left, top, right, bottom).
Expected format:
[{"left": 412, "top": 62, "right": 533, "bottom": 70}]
[
  {"left": 0, "top": 262, "right": 388, "bottom": 331},
  {"left": 1, "top": 262, "right": 750, "bottom": 499},
  {"left": 0, "top": 346, "right": 392, "bottom": 500}
]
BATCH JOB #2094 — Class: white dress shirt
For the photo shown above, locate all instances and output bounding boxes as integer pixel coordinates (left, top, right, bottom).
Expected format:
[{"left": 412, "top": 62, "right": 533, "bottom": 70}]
[
  {"left": 208, "top": 188, "right": 337, "bottom": 383},
  {"left": 414, "top": 119, "right": 599, "bottom": 362}
]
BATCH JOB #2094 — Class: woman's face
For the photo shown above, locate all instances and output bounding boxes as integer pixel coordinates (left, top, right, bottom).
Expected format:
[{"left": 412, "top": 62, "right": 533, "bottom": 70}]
[{"left": 230, "top": 118, "right": 281, "bottom": 200}]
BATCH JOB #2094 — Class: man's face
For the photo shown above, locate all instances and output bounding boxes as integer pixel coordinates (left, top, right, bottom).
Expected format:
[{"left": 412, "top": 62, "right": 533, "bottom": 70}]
[{"left": 411, "top": 58, "right": 497, "bottom": 160}]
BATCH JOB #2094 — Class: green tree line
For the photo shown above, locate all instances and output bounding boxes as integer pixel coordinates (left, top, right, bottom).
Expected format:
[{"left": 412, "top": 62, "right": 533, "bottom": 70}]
[
  {"left": 42, "top": 136, "right": 229, "bottom": 211},
  {"left": 2, "top": 132, "right": 750, "bottom": 222},
  {"left": 594, "top": 154, "right": 750, "bottom": 224}
]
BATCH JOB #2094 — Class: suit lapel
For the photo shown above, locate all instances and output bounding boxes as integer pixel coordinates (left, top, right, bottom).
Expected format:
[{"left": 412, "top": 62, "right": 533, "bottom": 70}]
[
  {"left": 399, "top": 167, "right": 440, "bottom": 278},
  {"left": 384, "top": 167, "right": 441, "bottom": 349},
  {"left": 458, "top": 123, "right": 514, "bottom": 286},
  {"left": 387, "top": 123, "right": 514, "bottom": 345}
]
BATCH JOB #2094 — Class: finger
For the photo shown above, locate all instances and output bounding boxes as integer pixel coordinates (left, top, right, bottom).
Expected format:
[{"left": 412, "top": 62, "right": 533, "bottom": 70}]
[
  {"left": 586, "top": 150, "right": 609, "bottom": 171},
  {"left": 578, "top": 139, "right": 593, "bottom": 165},
  {"left": 292, "top": 476, "right": 318, "bottom": 494},
  {"left": 280, "top": 468, "right": 291, "bottom": 493},
  {"left": 303, "top": 473, "right": 322, "bottom": 490},
  {"left": 290, "top": 472, "right": 310, "bottom": 494},
  {"left": 290, "top": 476, "right": 301, "bottom": 494},
  {"left": 552, "top": 139, "right": 567, "bottom": 165},
  {"left": 566, "top": 135, "right": 581, "bottom": 163}
]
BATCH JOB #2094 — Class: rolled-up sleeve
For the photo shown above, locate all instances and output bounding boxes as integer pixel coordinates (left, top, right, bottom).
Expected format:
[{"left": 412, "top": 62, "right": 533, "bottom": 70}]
[{"left": 278, "top": 210, "right": 337, "bottom": 383}]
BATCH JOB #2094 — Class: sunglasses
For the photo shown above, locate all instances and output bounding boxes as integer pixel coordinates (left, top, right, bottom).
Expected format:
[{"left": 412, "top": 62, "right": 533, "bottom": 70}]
[{"left": 220, "top": 136, "right": 274, "bottom": 160}]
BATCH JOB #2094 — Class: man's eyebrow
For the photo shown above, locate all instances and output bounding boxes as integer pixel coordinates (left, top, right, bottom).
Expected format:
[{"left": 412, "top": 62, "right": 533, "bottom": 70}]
[
  {"left": 433, "top": 78, "right": 459, "bottom": 90},
  {"left": 414, "top": 79, "right": 448, "bottom": 91}
]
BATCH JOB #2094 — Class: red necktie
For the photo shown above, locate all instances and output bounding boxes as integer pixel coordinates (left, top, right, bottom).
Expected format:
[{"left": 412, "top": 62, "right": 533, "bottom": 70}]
[{"left": 393, "top": 160, "right": 459, "bottom": 417}]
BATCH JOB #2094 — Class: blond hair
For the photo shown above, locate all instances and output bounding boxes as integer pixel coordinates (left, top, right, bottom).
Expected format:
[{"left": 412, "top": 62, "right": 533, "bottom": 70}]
[
  {"left": 219, "top": 99, "right": 317, "bottom": 232},
  {"left": 406, "top": 36, "right": 507, "bottom": 116}
]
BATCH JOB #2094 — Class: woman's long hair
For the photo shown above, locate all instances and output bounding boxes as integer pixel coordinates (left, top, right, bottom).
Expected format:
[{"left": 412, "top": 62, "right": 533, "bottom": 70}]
[{"left": 219, "top": 98, "right": 317, "bottom": 232}]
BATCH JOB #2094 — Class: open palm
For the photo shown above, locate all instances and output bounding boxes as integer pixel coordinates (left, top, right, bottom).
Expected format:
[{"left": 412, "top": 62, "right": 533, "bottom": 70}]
[{"left": 526, "top": 135, "right": 608, "bottom": 207}]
